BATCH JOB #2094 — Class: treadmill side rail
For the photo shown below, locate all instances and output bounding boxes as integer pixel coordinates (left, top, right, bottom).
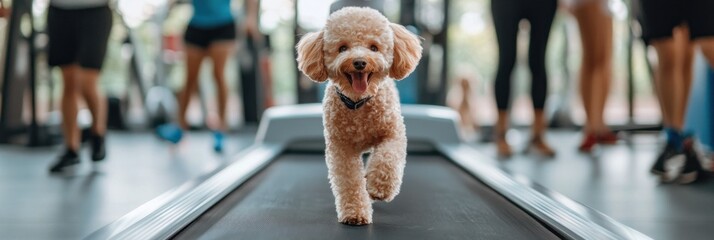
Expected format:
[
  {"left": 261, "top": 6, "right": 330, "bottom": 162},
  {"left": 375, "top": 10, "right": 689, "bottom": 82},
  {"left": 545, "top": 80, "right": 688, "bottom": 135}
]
[
  {"left": 437, "top": 143, "right": 652, "bottom": 240},
  {"left": 84, "top": 144, "right": 283, "bottom": 240}
]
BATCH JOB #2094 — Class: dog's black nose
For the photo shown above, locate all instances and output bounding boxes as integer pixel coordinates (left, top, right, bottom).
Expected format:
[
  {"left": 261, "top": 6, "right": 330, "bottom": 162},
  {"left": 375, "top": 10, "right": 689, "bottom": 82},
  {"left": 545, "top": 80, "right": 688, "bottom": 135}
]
[{"left": 353, "top": 59, "right": 367, "bottom": 70}]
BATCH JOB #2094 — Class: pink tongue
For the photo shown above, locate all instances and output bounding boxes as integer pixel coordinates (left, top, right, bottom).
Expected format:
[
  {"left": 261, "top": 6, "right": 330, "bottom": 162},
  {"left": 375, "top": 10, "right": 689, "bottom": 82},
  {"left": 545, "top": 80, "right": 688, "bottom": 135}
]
[{"left": 351, "top": 72, "right": 368, "bottom": 93}]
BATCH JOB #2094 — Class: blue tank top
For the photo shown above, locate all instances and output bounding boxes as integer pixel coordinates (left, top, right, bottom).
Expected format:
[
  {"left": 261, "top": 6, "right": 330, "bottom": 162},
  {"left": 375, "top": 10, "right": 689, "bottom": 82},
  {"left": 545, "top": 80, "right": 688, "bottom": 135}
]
[{"left": 189, "top": 0, "right": 234, "bottom": 28}]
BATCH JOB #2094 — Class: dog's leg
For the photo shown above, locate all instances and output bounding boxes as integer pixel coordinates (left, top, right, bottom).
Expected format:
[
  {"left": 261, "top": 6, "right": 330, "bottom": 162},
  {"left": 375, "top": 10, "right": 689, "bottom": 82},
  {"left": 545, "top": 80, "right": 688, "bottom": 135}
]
[
  {"left": 365, "top": 137, "right": 406, "bottom": 202},
  {"left": 326, "top": 146, "right": 373, "bottom": 225}
]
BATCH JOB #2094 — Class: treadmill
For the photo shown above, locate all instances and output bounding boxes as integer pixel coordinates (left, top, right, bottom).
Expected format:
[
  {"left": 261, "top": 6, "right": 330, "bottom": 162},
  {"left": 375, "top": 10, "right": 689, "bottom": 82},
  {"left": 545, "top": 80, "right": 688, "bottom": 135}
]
[{"left": 87, "top": 104, "right": 650, "bottom": 240}]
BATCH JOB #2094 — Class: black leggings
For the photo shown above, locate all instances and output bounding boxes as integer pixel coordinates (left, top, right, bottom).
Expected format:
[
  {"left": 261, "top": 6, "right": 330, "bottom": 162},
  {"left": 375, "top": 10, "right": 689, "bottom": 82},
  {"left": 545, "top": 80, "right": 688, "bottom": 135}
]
[{"left": 491, "top": 0, "right": 557, "bottom": 110}]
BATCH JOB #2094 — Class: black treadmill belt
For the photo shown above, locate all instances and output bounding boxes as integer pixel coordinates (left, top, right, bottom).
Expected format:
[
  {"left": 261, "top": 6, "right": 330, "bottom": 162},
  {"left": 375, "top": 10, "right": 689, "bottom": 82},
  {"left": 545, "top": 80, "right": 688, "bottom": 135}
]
[{"left": 174, "top": 154, "right": 560, "bottom": 240}]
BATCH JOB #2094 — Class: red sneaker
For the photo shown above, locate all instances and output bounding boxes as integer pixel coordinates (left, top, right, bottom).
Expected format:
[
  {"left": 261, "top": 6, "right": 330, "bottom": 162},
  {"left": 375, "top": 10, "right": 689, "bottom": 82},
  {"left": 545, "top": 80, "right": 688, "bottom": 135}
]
[{"left": 578, "top": 133, "right": 598, "bottom": 153}]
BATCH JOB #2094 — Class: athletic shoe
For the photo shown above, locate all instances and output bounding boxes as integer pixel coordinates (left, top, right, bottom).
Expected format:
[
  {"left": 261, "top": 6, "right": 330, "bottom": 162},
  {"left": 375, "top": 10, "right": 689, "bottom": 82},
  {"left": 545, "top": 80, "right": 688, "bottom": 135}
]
[
  {"left": 90, "top": 133, "right": 106, "bottom": 161},
  {"left": 49, "top": 149, "right": 80, "bottom": 173},
  {"left": 678, "top": 140, "right": 704, "bottom": 184},
  {"left": 213, "top": 131, "right": 224, "bottom": 153},
  {"left": 578, "top": 133, "right": 598, "bottom": 153},
  {"left": 651, "top": 144, "right": 680, "bottom": 176},
  {"left": 156, "top": 124, "right": 183, "bottom": 144}
]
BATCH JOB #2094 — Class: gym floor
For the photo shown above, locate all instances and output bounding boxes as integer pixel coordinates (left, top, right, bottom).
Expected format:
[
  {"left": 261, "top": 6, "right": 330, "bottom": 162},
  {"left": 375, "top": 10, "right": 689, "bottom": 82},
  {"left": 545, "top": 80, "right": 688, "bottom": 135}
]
[
  {"left": 473, "top": 130, "right": 714, "bottom": 239},
  {"left": 1, "top": 128, "right": 713, "bottom": 239},
  {"left": 0, "top": 129, "right": 255, "bottom": 240}
]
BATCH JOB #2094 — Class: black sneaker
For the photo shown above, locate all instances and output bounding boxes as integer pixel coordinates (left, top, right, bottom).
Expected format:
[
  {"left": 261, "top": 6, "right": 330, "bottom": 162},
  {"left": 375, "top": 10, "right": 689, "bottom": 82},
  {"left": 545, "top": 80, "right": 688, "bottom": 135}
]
[
  {"left": 49, "top": 150, "right": 80, "bottom": 173},
  {"left": 679, "top": 142, "right": 704, "bottom": 184},
  {"left": 90, "top": 133, "right": 106, "bottom": 161},
  {"left": 651, "top": 144, "right": 680, "bottom": 176}
]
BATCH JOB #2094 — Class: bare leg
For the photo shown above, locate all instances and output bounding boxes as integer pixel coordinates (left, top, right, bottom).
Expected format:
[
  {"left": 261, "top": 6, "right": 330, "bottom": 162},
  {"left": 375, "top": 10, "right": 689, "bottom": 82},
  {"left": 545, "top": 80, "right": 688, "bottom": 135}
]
[
  {"left": 650, "top": 51, "right": 670, "bottom": 127},
  {"left": 579, "top": 53, "right": 594, "bottom": 133},
  {"left": 675, "top": 27, "right": 695, "bottom": 126},
  {"left": 573, "top": 0, "right": 613, "bottom": 134},
  {"left": 531, "top": 109, "right": 555, "bottom": 156},
  {"left": 80, "top": 68, "right": 106, "bottom": 136},
  {"left": 652, "top": 39, "right": 685, "bottom": 130},
  {"left": 495, "top": 111, "right": 512, "bottom": 157},
  {"left": 60, "top": 65, "right": 81, "bottom": 151},
  {"left": 460, "top": 78, "right": 476, "bottom": 130},
  {"left": 207, "top": 41, "right": 234, "bottom": 131},
  {"left": 178, "top": 46, "right": 206, "bottom": 129}
]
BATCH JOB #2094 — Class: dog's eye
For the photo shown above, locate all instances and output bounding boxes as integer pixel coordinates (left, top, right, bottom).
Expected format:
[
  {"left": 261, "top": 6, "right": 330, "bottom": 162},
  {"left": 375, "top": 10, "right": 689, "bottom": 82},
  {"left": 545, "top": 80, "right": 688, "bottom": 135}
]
[
  {"left": 370, "top": 45, "right": 378, "bottom": 52},
  {"left": 339, "top": 46, "right": 348, "bottom": 53}
]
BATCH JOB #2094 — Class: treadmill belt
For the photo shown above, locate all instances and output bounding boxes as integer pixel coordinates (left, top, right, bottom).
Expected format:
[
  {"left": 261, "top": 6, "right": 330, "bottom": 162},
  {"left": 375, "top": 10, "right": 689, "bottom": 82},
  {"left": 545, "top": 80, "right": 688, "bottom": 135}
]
[{"left": 174, "top": 153, "right": 560, "bottom": 239}]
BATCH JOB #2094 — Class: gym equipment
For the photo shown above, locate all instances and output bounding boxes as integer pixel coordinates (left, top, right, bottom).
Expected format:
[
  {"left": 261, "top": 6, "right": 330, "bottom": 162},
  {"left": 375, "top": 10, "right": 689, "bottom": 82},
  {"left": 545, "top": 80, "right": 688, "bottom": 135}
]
[
  {"left": 411, "top": 0, "right": 450, "bottom": 105},
  {"left": 108, "top": 0, "right": 179, "bottom": 130},
  {"left": 238, "top": 33, "right": 269, "bottom": 124},
  {"left": 0, "top": 0, "right": 60, "bottom": 146},
  {"left": 87, "top": 104, "right": 649, "bottom": 239}
]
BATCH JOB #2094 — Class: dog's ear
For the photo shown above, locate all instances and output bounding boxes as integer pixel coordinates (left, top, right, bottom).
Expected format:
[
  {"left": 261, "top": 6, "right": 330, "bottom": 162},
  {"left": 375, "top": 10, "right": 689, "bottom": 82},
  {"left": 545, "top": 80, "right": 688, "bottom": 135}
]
[
  {"left": 296, "top": 31, "right": 328, "bottom": 82},
  {"left": 389, "top": 23, "right": 422, "bottom": 80}
]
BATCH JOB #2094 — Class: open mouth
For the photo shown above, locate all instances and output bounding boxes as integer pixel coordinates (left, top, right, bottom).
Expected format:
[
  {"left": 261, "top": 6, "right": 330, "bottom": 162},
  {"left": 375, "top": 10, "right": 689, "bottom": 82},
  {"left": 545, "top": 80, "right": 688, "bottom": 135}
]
[{"left": 344, "top": 71, "right": 373, "bottom": 94}]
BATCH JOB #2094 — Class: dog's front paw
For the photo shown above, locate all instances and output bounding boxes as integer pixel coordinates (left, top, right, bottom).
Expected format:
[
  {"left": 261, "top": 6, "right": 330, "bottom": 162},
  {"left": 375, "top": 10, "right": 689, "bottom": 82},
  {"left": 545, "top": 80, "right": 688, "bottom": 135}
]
[
  {"left": 340, "top": 215, "right": 371, "bottom": 226},
  {"left": 366, "top": 171, "right": 400, "bottom": 202},
  {"left": 368, "top": 189, "right": 389, "bottom": 201},
  {"left": 367, "top": 185, "right": 397, "bottom": 202},
  {"left": 337, "top": 205, "right": 372, "bottom": 225}
]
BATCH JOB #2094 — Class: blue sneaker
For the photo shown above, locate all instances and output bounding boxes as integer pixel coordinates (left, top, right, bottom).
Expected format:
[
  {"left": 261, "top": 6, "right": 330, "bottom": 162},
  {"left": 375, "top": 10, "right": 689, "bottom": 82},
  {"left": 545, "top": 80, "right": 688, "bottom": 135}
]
[
  {"left": 157, "top": 124, "right": 183, "bottom": 144},
  {"left": 213, "top": 131, "right": 224, "bottom": 153}
]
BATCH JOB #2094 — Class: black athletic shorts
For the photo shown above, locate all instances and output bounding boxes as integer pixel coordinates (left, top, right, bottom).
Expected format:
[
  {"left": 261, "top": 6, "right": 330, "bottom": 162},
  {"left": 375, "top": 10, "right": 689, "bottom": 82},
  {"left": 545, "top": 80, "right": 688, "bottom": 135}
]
[
  {"left": 639, "top": 0, "right": 714, "bottom": 44},
  {"left": 47, "top": 5, "right": 113, "bottom": 70},
  {"left": 183, "top": 22, "right": 237, "bottom": 49}
]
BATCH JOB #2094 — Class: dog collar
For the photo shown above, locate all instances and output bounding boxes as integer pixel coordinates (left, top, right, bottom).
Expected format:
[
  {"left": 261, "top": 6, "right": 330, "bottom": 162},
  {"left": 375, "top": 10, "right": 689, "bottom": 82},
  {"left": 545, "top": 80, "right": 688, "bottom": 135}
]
[{"left": 335, "top": 86, "right": 372, "bottom": 110}]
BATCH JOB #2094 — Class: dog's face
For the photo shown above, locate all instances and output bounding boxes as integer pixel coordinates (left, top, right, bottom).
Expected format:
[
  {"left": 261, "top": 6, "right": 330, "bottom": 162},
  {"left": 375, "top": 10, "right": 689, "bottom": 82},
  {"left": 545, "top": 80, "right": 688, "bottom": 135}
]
[{"left": 296, "top": 7, "right": 422, "bottom": 99}]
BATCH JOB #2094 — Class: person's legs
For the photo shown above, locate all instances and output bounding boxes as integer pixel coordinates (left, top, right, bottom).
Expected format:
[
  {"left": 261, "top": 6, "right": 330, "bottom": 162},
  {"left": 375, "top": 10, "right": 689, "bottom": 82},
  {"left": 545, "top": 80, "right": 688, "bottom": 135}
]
[
  {"left": 156, "top": 23, "right": 211, "bottom": 144},
  {"left": 652, "top": 39, "right": 685, "bottom": 131},
  {"left": 491, "top": 0, "right": 521, "bottom": 157},
  {"left": 649, "top": 38, "right": 689, "bottom": 177},
  {"left": 646, "top": 31, "right": 701, "bottom": 181},
  {"left": 674, "top": 26, "right": 695, "bottom": 125},
  {"left": 572, "top": 1, "right": 615, "bottom": 151},
  {"left": 650, "top": 27, "right": 692, "bottom": 143},
  {"left": 155, "top": 45, "right": 205, "bottom": 144},
  {"left": 494, "top": 111, "right": 511, "bottom": 156},
  {"left": 525, "top": 0, "right": 557, "bottom": 156},
  {"left": 79, "top": 68, "right": 107, "bottom": 161},
  {"left": 664, "top": 28, "right": 703, "bottom": 184},
  {"left": 69, "top": 5, "right": 112, "bottom": 161},
  {"left": 207, "top": 41, "right": 234, "bottom": 132},
  {"left": 178, "top": 46, "right": 206, "bottom": 130},
  {"left": 639, "top": 0, "right": 679, "bottom": 130},
  {"left": 48, "top": 64, "right": 83, "bottom": 172},
  {"left": 80, "top": 69, "right": 106, "bottom": 137},
  {"left": 60, "top": 65, "right": 82, "bottom": 152},
  {"left": 638, "top": 0, "right": 705, "bottom": 182},
  {"left": 46, "top": 6, "right": 83, "bottom": 172},
  {"left": 206, "top": 41, "right": 233, "bottom": 153}
]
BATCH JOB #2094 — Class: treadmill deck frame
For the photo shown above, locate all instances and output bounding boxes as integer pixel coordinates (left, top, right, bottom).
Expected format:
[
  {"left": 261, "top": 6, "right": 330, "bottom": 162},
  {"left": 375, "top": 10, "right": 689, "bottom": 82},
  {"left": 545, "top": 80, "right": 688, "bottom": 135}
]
[{"left": 86, "top": 104, "right": 650, "bottom": 240}]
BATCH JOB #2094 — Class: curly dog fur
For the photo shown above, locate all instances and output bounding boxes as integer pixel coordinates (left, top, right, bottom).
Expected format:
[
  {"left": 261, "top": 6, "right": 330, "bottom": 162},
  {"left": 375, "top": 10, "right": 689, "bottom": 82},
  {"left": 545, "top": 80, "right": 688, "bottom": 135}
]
[{"left": 296, "top": 7, "right": 422, "bottom": 225}]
